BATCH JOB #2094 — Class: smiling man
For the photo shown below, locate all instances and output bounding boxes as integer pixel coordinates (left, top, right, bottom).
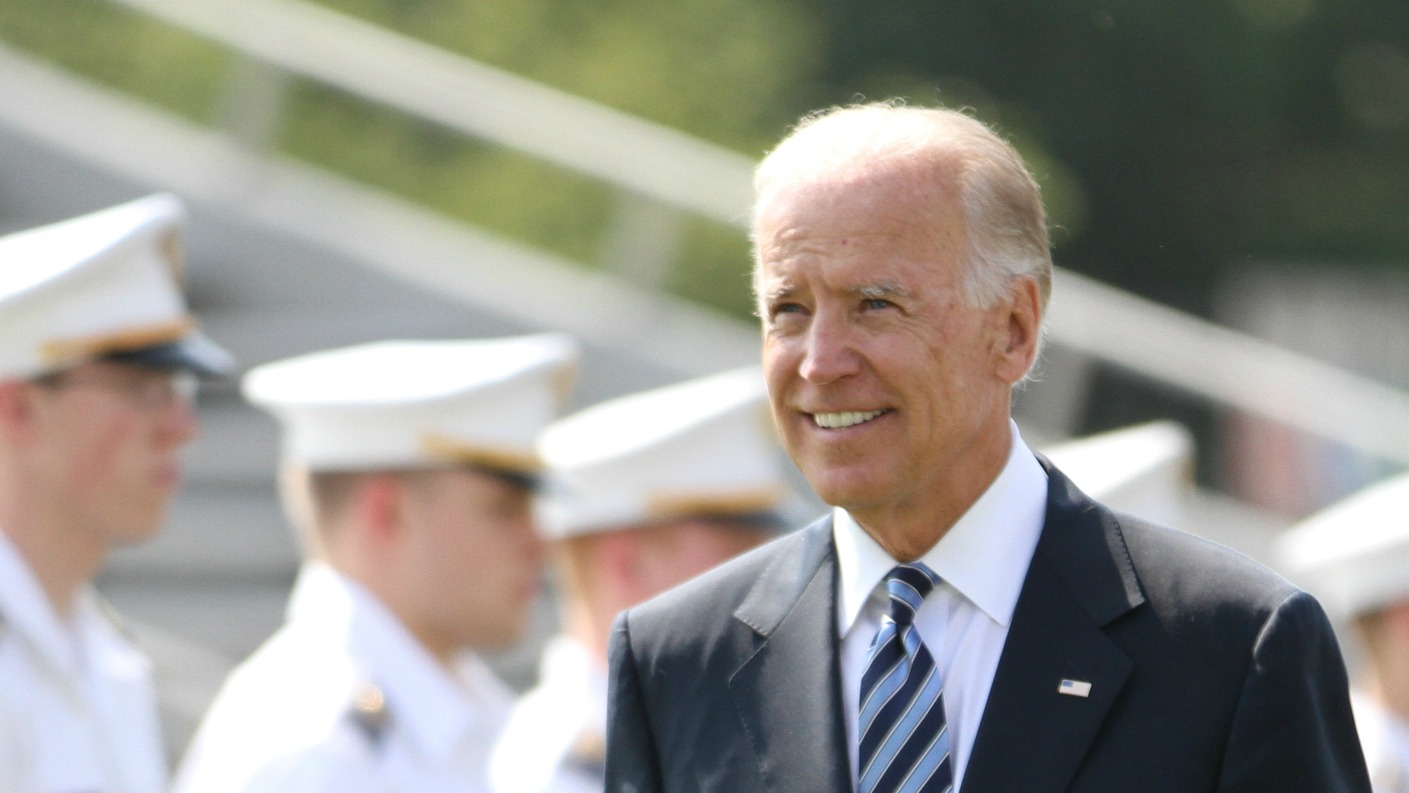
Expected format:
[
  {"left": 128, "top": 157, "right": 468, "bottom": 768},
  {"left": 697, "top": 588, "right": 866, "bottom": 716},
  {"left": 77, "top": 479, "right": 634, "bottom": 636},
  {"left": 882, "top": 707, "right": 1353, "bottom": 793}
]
[
  {"left": 603, "top": 103, "right": 1371, "bottom": 793},
  {"left": 0, "top": 195, "right": 233, "bottom": 793}
]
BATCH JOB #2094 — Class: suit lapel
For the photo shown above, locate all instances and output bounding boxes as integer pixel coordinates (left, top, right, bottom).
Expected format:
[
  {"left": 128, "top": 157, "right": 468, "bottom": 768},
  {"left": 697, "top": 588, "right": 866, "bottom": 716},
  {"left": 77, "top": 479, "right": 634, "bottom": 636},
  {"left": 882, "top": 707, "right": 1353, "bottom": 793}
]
[
  {"left": 962, "top": 462, "right": 1143, "bottom": 793},
  {"left": 729, "top": 518, "right": 851, "bottom": 793}
]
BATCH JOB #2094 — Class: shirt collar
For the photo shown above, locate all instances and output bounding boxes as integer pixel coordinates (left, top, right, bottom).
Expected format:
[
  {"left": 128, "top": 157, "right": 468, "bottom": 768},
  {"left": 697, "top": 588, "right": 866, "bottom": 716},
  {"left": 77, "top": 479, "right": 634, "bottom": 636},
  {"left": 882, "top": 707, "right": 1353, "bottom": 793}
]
[
  {"left": 536, "top": 634, "right": 609, "bottom": 733},
  {"left": 0, "top": 529, "right": 92, "bottom": 674},
  {"left": 834, "top": 421, "right": 1048, "bottom": 637},
  {"left": 287, "top": 563, "right": 512, "bottom": 763}
]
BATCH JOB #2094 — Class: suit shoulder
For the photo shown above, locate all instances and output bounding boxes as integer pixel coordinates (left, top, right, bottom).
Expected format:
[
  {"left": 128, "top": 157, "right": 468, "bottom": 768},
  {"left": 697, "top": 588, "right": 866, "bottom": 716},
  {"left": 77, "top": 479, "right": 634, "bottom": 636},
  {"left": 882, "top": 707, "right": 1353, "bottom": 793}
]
[
  {"left": 1117, "top": 512, "right": 1298, "bottom": 613},
  {"left": 1076, "top": 511, "right": 1340, "bottom": 700}
]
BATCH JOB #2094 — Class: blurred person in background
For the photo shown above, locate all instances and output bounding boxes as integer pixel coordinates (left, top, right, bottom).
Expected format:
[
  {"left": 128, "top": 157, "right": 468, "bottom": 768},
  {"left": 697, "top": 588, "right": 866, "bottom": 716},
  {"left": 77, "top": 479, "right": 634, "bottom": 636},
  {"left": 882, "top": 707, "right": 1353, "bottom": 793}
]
[
  {"left": 491, "top": 366, "right": 803, "bottom": 793},
  {"left": 1280, "top": 472, "right": 1409, "bottom": 793},
  {"left": 0, "top": 195, "right": 233, "bottom": 793},
  {"left": 170, "top": 335, "right": 578, "bottom": 793}
]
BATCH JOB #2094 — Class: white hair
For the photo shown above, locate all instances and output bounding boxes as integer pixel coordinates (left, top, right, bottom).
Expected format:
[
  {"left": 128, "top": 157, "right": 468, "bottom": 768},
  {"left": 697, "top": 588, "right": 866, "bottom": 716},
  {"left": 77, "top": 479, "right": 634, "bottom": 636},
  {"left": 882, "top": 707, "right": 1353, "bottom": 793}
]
[{"left": 750, "top": 101, "right": 1052, "bottom": 313}]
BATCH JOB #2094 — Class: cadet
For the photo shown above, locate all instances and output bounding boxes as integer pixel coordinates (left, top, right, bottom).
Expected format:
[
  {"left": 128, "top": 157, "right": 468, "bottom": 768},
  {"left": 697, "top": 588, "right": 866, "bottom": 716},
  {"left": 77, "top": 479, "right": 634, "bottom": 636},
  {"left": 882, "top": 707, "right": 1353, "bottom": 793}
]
[
  {"left": 0, "top": 195, "right": 233, "bottom": 793},
  {"left": 491, "top": 366, "right": 801, "bottom": 793},
  {"left": 171, "top": 334, "right": 579, "bottom": 793},
  {"left": 1280, "top": 472, "right": 1409, "bottom": 793}
]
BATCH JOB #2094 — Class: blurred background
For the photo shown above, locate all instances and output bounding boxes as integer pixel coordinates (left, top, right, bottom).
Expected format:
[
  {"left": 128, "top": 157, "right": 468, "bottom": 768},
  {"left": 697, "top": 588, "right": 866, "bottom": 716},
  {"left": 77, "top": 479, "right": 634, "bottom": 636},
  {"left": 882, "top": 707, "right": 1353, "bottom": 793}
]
[{"left": 1, "top": 0, "right": 1407, "bottom": 763}]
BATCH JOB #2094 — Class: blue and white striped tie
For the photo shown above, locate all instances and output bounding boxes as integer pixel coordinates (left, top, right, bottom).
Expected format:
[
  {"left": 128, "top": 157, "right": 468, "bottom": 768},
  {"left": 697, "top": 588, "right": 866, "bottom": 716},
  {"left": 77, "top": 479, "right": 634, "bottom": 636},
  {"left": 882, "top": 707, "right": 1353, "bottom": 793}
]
[{"left": 858, "top": 563, "right": 953, "bottom": 793}]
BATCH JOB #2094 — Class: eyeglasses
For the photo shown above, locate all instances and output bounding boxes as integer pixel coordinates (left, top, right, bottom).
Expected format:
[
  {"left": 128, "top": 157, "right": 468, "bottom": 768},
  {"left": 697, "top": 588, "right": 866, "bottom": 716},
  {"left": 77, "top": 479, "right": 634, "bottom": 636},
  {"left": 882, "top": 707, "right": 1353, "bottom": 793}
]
[{"left": 37, "top": 368, "right": 199, "bottom": 410}]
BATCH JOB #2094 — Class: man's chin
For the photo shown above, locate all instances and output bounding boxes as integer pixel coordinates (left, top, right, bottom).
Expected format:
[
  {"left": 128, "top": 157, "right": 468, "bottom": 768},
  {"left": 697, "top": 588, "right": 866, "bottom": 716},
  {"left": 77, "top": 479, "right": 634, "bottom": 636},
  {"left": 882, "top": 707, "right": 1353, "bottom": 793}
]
[
  {"left": 807, "top": 475, "right": 888, "bottom": 514},
  {"left": 103, "top": 504, "right": 171, "bottom": 547},
  {"left": 474, "top": 625, "right": 528, "bottom": 655},
  {"left": 109, "top": 524, "right": 165, "bottom": 548}
]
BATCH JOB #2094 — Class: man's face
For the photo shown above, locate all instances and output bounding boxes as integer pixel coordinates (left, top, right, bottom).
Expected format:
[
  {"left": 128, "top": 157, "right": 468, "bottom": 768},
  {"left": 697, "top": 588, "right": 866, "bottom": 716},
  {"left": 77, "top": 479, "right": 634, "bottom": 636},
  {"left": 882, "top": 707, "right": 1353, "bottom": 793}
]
[
  {"left": 399, "top": 467, "right": 544, "bottom": 655},
  {"left": 755, "top": 167, "right": 1030, "bottom": 526},
  {"left": 25, "top": 360, "right": 199, "bottom": 546}
]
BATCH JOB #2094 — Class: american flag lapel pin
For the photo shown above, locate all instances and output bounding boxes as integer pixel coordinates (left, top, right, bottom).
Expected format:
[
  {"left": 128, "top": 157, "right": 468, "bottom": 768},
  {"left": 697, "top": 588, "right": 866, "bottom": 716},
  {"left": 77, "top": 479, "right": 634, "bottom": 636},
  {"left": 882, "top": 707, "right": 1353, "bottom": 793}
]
[{"left": 1058, "top": 679, "right": 1092, "bottom": 698}]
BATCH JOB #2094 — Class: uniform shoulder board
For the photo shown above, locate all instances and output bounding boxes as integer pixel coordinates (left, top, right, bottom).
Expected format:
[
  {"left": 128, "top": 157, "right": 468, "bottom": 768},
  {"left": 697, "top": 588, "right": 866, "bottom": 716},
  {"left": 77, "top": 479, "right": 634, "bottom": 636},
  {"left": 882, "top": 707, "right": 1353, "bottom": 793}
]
[{"left": 347, "top": 680, "right": 392, "bottom": 750}]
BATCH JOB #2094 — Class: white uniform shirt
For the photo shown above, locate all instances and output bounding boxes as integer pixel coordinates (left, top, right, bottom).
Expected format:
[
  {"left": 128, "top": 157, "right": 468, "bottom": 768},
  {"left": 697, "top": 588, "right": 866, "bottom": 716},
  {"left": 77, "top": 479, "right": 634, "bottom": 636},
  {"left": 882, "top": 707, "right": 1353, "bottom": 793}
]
[
  {"left": 490, "top": 636, "right": 606, "bottom": 793},
  {"left": 0, "top": 532, "right": 166, "bottom": 793},
  {"left": 170, "top": 563, "right": 514, "bottom": 793},
  {"left": 1353, "top": 691, "right": 1409, "bottom": 793},
  {"left": 836, "top": 424, "right": 1048, "bottom": 792}
]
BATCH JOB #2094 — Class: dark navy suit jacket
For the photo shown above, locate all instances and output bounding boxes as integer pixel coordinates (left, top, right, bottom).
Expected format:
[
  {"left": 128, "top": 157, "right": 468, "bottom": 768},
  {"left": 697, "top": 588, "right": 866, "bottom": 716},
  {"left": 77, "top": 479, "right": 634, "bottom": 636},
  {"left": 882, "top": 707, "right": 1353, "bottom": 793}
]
[{"left": 604, "top": 462, "right": 1371, "bottom": 792}]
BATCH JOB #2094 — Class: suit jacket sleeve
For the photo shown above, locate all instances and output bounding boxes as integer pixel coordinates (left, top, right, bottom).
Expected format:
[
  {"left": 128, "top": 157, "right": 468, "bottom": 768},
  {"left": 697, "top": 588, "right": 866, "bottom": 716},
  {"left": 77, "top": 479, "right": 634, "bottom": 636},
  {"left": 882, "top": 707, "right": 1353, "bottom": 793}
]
[
  {"left": 605, "top": 611, "right": 665, "bottom": 793},
  {"left": 1217, "top": 590, "right": 1371, "bottom": 793}
]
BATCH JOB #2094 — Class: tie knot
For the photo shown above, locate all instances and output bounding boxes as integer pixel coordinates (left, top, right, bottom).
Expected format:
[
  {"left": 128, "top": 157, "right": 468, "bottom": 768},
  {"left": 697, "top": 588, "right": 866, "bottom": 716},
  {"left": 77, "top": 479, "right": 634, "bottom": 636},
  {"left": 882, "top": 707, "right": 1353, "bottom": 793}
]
[{"left": 884, "top": 563, "right": 939, "bottom": 626}]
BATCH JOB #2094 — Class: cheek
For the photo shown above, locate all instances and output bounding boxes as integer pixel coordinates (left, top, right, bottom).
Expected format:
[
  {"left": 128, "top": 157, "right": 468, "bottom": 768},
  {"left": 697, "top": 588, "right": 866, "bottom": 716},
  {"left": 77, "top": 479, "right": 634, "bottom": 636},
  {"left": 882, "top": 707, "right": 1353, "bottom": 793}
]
[
  {"left": 696, "top": 530, "right": 766, "bottom": 564},
  {"left": 455, "top": 519, "right": 534, "bottom": 581},
  {"left": 447, "top": 522, "right": 497, "bottom": 574},
  {"left": 665, "top": 531, "right": 764, "bottom": 584},
  {"left": 762, "top": 340, "right": 805, "bottom": 424},
  {"left": 761, "top": 336, "right": 792, "bottom": 379},
  {"left": 62, "top": 421, "right": 136, "bottom": 490}
]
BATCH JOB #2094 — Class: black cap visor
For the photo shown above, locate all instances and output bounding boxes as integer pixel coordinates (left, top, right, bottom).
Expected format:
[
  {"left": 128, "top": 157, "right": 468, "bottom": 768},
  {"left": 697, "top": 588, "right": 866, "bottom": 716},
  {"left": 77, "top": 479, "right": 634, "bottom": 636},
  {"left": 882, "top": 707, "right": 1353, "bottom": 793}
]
[{"left": 101, "top": 332, "right": 236, "bottom": 379}]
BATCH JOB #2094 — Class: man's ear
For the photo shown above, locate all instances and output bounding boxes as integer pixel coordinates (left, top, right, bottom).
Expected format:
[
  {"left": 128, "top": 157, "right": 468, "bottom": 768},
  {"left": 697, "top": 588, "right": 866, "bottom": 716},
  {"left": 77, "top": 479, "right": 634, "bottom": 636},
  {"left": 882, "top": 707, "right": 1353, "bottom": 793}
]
[
  {"left": 994, "top": 276, "right": 1042, "bottom": 385},
  {"left": 356, "top": 473, "right": 406, "bottom": 546},
  {"left": 602, "top": 530, "right": 644, "bottom": 588},
  {"left": 1385, "top": 599, "right": 1409, "bottom": 646},
  {"left": 0, "top": 380, "right": 40, "bottom": 442},
  {"left": 604, "top": 528, "right": 665, "bottom": 605}
]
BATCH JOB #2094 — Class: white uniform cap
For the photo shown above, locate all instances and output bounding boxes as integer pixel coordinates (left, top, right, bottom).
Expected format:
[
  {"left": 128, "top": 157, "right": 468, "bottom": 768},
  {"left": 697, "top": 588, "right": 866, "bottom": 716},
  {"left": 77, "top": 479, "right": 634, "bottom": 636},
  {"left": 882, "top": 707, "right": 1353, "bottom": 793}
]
[
  {"left": 1277, "top": 472, "right": 1409, "bottom": 619},
  {"left": 0, "top": 194, "right": 233, "bottom": 379},
  {"left": 537, "top": 366, "right": 793, "bottom": 539},
  {"left": 243, "top": 334, "right": 579, "bottom": 474},
  {"left": 1042, "top": 421, "right": 1194, "bottom": 528}
]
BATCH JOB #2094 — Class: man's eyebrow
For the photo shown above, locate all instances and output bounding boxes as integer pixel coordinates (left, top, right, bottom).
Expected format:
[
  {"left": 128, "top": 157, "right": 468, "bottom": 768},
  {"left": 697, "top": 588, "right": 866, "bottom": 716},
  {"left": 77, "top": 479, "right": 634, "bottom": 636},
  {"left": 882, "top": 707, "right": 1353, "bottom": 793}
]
[
  {"left": 761, "top": 283, "right": 797, "bottom": 303},
  {"left": 855, "top": 282, "right": 913, "bottom": 300}
]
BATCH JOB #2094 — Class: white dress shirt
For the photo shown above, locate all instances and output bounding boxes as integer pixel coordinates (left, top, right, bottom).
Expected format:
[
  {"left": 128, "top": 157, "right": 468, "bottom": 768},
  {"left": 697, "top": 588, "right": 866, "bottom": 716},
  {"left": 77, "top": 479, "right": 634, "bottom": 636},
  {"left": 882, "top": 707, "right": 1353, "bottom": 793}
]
[
  {"left": 835, "top": 424, "right": 1047, "bottom": 792},
  {"left": 1353, "top": 691, "right": 1409, "bottom": 793},
  {"left": 172, "top": 563, "right": 514, "bottom": 793},
  {"left": 0, "top": 531, "right": 167, "bottom": 793},
  {"left": 490, "top": 635, "right": 607, "bottom": 793}
]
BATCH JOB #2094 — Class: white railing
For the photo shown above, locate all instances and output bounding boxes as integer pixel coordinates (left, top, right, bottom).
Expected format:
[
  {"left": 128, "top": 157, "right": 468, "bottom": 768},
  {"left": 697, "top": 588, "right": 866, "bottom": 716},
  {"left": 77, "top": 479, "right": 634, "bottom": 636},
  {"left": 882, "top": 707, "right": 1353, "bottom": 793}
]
[
  {"left": 37, "top": 0, "right": 1409, "bottom": 466},
  {"left": 1049, "top": 269, "right": 1409, "bottom": 466},
  {"left": 110, "top": 0, "right": 756, "bottom": 226}
]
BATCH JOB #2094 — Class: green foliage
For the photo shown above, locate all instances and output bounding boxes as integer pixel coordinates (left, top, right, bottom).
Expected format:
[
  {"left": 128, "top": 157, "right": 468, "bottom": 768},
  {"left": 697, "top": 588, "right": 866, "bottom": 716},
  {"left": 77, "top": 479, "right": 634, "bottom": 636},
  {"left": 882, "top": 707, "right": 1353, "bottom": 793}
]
[
  {"left": 313, "top": 0, "right": 819, "bottom": 153},
  {"left": 0, "top": 0, "right": 823, "bottom": 320},
  {"left": 3, "top": 0, "right": 1405, "bottom": 321},
  {"left": 668, "top": 219, "right": 760, "bottom": 320},
  {"left": 799, "top": 0, "right": 1409, "bottom": 309},
  {"left": 0, "top": 0, "right": 229, "bottom": 123},
  {"left": 277, "top": 85, "right": 616, "bottom": 266}
]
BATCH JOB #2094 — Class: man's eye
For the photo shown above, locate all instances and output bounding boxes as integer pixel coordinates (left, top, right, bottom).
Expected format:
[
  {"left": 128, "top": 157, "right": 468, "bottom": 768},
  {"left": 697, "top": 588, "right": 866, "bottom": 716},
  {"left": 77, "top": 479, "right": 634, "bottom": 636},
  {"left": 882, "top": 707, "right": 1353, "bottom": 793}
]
[
  {"left": 770, "top": 302, "right": 805, "bottom": 317},
  {"left": 862, "top": 298, "right": 893, "bottom": 310}
]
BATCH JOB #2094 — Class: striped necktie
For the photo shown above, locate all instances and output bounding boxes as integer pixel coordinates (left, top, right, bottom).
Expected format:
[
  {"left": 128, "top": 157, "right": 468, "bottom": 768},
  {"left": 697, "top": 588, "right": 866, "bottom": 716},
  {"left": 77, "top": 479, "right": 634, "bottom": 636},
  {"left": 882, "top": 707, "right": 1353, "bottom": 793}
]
[{"left": 858, "top": 563, "right": 953, "bottom": 793}]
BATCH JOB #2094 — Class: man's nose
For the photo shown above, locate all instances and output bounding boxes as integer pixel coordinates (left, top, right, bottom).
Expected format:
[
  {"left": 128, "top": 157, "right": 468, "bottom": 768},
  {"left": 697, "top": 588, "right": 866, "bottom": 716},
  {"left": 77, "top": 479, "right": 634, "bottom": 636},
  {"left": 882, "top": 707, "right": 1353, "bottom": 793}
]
[
  {"left": 159, "top": 394, "right": 200, "bottom": 445},
  {"left": 798, "top": 313, "right": 860, "bottom": 385}
]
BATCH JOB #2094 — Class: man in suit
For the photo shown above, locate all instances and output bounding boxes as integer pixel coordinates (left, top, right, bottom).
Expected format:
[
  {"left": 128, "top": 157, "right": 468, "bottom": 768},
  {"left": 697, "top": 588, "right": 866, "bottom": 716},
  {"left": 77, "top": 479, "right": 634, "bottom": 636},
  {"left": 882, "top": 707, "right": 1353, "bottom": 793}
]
[{"left": 603, "top": 102, "right": 1371, "bottom": 792}]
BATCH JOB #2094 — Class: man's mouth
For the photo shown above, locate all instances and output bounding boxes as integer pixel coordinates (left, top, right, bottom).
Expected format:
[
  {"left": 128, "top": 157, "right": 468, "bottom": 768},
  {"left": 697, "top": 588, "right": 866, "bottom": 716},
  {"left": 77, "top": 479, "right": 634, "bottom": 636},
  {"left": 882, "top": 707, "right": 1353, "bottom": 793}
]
[{"left": 811, "top": 409, "right": 887, "bottom": 429}]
